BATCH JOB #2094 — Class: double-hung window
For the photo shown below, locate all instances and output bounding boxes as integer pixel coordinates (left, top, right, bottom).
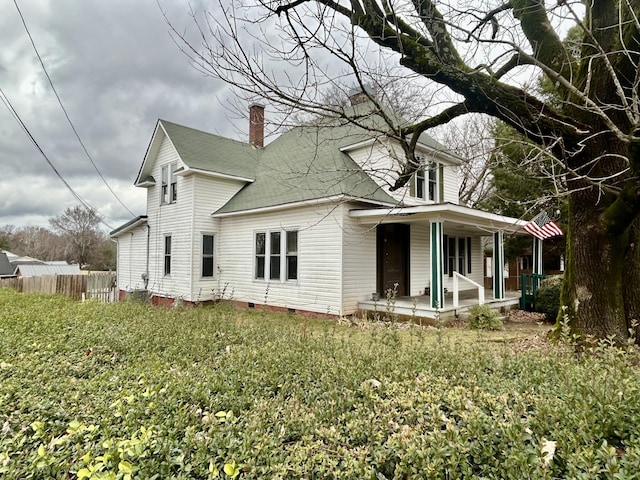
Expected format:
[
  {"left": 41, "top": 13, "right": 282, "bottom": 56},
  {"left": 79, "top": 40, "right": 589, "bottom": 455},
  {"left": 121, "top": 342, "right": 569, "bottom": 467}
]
[
  {"left": 412, "top": 160, "right": 441, "bottom": 202},
  {"left": 161, "top": 162, "right": 178, "bottom": 204},
  {"left": 255, "top": 229, "right": 298, "bottom": 281},
  {"left": 202, "top": 234, "right": 214, "bottom": 277},
  {"left": 164, "top": 235, "right": 172, "bottom": 276},
  {"left": 443, "top": 235, "right": 472, "bottom": 277}
]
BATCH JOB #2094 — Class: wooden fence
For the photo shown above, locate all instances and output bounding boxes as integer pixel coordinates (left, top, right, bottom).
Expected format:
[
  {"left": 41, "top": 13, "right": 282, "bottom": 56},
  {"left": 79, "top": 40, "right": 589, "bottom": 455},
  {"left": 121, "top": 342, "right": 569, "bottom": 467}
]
[{"left": 0, "top": 273, "right": 117, "bottom": 302}]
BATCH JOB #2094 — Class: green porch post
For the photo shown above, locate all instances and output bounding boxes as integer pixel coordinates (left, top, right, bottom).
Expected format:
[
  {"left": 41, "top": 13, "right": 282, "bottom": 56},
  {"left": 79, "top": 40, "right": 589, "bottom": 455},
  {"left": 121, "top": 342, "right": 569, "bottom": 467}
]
[
  {"left": 493, "top": 231, "right": 505, "bottom": 300},
  {"left": 430, "top": 221, "right": 444, "bottom": 308},
  {"left": 533, "top": 237, "right": 543, "bottom": 275}
]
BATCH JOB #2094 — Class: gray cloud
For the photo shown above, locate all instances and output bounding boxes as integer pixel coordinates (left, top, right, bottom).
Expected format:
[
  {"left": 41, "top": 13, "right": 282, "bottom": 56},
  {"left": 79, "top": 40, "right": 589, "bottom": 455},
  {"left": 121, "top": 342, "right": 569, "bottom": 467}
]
[{"left": 1, "top": 0, "right": 245, "bottom": 229}]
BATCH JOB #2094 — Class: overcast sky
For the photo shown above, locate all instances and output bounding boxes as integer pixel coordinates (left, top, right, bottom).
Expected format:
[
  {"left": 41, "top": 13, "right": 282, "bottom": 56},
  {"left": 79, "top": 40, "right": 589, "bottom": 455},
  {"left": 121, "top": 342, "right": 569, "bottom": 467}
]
[{"left": 1, "top": 0, "right": 249, "bottom": 232}]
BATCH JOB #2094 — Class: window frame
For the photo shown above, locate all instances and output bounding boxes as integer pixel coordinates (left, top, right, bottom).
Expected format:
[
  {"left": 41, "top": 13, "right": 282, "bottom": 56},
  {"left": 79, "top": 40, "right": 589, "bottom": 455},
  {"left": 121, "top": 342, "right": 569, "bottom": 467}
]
[
  {"left": 160, "top": 162, "right": 178, "bottom": 205},
  {"left": 443, "top": 235, "right": 472, "bottom": 277},
  {"left": 163, "top": 235, "right": 172, "bottom": 276},
  {"left": 201, "top": 234, "right": 215, "bottom": 278},
  {"left": 254, "top": 229, "right": 299, "bottom": 282},
  {"left": 412, "top": 159, "right": 440, "bottom": 202}
]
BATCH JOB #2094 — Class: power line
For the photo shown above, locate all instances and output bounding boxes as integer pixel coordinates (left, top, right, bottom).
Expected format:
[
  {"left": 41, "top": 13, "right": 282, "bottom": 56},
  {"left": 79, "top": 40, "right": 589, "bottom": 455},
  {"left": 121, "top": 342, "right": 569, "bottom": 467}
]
[
  {"left": 0, "top": 86, "right": 115, "bottom": 230},
  {"left": 12, "top": 0, "right": 137, "bottom": 218}
]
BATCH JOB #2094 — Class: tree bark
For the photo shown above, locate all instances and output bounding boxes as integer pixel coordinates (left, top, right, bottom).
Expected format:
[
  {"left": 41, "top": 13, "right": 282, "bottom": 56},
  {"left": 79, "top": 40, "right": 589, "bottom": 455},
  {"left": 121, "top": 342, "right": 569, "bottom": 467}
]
[
  {"left": 562, "top": 190, "right": 630, "bottom": 342},
  {"left": 623, "top": 219, "right": 640, "bottom": 340}
]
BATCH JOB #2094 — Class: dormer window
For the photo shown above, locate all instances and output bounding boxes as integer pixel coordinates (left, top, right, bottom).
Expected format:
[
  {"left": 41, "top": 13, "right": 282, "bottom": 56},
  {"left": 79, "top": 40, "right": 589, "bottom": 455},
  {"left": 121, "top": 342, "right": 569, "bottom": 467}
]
[
  {"left": 161, "top": 163, "right": 178, "bottom": 205},
  {"left": 412, "top": 160, "right": 441, "bottom": 202}
]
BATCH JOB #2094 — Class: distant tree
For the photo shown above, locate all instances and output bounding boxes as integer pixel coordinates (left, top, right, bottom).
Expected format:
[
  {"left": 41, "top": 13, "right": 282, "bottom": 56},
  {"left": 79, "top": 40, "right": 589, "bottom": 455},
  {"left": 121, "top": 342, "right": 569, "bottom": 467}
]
[
  {"left": 11, "top": 226, "right": 65, "bottom": 261},
  {"left": 49, "top": 206, "right": 102, "bottom": 267}
]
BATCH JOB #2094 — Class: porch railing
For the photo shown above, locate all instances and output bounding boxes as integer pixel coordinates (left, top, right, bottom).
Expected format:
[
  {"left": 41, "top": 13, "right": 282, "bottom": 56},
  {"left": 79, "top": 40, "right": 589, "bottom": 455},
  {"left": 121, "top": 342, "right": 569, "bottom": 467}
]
[{"left": 452, "top": 272, "right": 485, "bottom": 309}]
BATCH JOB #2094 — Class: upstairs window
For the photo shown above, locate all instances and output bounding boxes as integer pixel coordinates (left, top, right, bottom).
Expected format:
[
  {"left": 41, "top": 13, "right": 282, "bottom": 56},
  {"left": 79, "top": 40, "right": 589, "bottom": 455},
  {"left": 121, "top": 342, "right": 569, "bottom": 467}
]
[
  {"left": 161, "top": 162, "right": 178, "bottom": 204},
  {"left": 412, "top": 160, "right": 441, "bottom": 202}
]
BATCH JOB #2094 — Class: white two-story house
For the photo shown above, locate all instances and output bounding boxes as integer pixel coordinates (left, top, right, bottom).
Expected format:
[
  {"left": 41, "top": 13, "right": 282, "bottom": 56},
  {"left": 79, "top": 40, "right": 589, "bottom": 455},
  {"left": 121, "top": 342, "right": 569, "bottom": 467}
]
[{"left": 111, "top": 98, "right": 526, "bottom": 320}]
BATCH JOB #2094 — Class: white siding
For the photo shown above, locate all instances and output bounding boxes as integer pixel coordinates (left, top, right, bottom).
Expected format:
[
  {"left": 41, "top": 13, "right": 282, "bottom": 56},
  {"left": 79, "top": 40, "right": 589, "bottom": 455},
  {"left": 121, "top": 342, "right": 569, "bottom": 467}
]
[
  {"left": 144, "top": 136, "right": 192, "bottom": 299},
  {"left": 345, "top": 140, "right": 411, "bottom": 204},
  {"left": 409, "top": 222, "right": 430, "bottom": 296},
  {"left": 190, "top": 175, "right": 246, "bottom": 301},
  {"left": 346, "top": 140, "right": 461, "bottom": 207},
  {"left": 115, "top": 226, "right": 147, "bottom": 291},
  {"left": 134, "top": 135, "right": 250, "bottom": 302},
  {"left": 217, "top": 204, "right": 344, "bottom": 315},
  {"left": 442, "top": 164, "right": 459, "bottom": 204},
  {"left": 341, "top": 203, "right": 377, "bottom": 313}
]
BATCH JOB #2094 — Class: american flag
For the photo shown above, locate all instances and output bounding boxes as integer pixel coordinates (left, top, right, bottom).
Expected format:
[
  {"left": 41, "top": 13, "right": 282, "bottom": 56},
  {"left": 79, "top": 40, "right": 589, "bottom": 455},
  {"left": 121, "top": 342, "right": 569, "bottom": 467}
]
[{"left": 523, "top": 211, "right": 563, "bottom": 240}]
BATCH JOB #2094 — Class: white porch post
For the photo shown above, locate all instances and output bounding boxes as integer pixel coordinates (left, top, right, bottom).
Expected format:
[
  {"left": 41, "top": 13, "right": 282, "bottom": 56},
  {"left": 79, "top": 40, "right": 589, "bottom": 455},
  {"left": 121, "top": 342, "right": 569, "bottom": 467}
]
[
  {"left": 493, "top": 231, "right": 505, "bottom": 300},
  {"left": 533, "top": 237, "right": 543, "bottom": 275},
  {"left": 430, "top": 220, "right": 445, "bottom": 309}
]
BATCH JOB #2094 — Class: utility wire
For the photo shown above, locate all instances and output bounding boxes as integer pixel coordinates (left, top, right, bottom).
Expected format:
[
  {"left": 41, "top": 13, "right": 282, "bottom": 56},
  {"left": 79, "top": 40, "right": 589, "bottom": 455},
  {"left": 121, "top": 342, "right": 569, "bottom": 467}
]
[
  {"left": 13, "top": 0, "right": 137, "bottom": 218},
  {"left": 0, "top": 86, "right": 115, "bottom": 230}
]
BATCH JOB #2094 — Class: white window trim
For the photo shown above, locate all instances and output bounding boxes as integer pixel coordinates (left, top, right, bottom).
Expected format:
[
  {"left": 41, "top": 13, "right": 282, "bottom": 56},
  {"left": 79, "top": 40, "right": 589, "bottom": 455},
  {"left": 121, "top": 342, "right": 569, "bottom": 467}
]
[
  {"left": 413, "top": 159, "right": 440, "bottom": 202},
  {"left": 201, "top": 233, "right": 215, "bottom": 279},
  {"left": 254, "top": 229, "right": 298, "bottom": 283},
  {"left": 163, "top": 234, "right": 172, "bottom": 277},
  {"left": 160, "top": 162, "right": 178, "bottom": 205}
]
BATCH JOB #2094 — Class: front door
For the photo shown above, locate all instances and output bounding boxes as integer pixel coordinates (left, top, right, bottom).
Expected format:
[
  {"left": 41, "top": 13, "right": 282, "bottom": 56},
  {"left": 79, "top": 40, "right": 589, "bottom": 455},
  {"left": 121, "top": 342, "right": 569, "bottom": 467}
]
[{"left": 377, "top": 224, "right": 409, "bottom": 297}]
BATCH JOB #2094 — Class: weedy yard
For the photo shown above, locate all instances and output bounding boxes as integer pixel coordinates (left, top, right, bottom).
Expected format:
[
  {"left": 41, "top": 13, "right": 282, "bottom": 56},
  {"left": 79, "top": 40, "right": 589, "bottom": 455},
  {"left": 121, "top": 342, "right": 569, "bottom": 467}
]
[{"left": 1, "top": 289, "right": 640, "bottom": 479}]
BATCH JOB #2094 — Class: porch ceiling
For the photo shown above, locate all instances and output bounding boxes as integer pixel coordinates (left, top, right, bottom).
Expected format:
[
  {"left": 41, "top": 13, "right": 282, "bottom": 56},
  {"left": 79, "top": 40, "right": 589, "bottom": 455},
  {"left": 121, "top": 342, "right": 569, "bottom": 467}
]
[{"left": 349, "top": 202, "right": 528, "bottom": 235}]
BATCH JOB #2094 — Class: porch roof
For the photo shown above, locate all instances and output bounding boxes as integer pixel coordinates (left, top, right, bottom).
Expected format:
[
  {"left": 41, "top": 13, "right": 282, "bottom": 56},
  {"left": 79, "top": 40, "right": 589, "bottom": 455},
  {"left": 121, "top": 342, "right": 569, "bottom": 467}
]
[{"left": 349, "top": 202, "right": 528, "bottom": 235}]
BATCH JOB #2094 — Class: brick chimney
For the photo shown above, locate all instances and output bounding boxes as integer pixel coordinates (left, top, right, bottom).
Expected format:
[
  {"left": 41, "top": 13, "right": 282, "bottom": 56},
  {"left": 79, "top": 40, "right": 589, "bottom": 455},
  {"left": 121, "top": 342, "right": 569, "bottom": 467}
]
[{"left": 249, "top": 104, "right": 265, "bottom": 148}]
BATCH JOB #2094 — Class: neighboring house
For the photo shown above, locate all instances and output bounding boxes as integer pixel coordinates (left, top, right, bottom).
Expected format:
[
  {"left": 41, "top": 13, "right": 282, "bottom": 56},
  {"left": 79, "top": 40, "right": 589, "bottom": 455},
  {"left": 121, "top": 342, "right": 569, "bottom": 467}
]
[
  {"left": 111, "top": 98, "right": 526, "bottom": 320},
  {"left": 14, "top": 263, "right": 81, "bottom": 278},
  {"left": 0, "top": 253, "right": 15, "bottom": 278}
]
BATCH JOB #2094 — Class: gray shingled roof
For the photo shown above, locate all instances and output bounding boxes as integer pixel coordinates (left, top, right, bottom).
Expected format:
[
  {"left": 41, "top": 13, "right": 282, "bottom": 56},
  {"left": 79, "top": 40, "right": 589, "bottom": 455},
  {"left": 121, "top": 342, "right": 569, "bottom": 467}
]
[
  {"left": 159, "top": 120, "right": 259, "bottom": 179},
  {"left": 214, "top": 115, "right": 405, "bottom": 215}
]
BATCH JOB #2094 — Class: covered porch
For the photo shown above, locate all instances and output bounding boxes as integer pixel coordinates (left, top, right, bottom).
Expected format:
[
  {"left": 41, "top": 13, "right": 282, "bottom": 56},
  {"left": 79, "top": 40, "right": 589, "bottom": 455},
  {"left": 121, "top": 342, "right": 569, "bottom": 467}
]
[
  {"left": 358, "top": 288, "right": 522, "bottom": 323},
  {"left": 350, "top": 202, "right": 527, "bottom": 321}
]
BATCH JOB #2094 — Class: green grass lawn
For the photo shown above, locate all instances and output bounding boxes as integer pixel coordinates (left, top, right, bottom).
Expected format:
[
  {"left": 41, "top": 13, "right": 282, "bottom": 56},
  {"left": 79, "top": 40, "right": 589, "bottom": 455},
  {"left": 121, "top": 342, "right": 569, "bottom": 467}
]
[{"left": 1, "top": 288, "right": 640, "bottom": 479}]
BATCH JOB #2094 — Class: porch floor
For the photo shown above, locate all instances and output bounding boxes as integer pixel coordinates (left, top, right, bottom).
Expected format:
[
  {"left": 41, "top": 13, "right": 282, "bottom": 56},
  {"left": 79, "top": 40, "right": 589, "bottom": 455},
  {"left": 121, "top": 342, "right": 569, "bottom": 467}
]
[{"left": 357, "top": 289, "right": 521, "bottom": 323}]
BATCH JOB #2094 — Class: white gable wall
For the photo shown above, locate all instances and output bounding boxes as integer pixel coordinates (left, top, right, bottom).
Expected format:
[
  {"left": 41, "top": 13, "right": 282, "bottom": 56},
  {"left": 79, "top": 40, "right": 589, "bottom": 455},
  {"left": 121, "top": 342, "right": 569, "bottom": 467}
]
[
  {"left": 346, "top": 140, "right": 461, "bottom": 206},
  {"left": 126, "top": 134, "right": 251, "bottom": 302}
]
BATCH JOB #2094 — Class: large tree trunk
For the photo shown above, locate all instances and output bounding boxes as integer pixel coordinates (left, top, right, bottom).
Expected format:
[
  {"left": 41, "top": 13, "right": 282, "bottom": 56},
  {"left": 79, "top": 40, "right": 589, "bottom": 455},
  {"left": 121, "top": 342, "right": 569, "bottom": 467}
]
[
  {"left": 562, "top": 190, "right": 630, "bottom": 342},
  {"left": 623, "top": 219, "right": 640, "bottom": 340}
]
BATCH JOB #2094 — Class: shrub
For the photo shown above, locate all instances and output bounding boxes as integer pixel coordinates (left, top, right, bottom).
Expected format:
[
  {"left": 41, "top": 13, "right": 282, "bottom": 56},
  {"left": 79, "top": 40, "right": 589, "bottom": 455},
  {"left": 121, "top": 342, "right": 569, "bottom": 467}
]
[
  {"left": 467, "top": 304, "right": 503, "bottom": 330},
  {"left": 535, "top": 275, "right": 563, "bottom": 322}
]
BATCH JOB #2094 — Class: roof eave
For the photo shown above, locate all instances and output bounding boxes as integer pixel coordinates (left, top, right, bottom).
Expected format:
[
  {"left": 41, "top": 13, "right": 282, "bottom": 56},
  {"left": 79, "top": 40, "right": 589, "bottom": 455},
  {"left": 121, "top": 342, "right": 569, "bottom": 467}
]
[
  {"left": 177, "top": 167, "right": 255, "bottom": 183},
  {"left": 110, "top": 215, "right": 149, "bottom": 238},
  {"left": 212, "top": 195, "right": 397, "bottom": 218},
  {"left": 349, "top": 203, "right": 528, "bottom": 234}
]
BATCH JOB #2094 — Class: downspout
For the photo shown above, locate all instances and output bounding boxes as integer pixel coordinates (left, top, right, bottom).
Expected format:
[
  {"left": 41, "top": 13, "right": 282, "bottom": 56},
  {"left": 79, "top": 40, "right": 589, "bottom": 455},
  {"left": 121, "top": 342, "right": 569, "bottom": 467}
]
[{"left": 143, "top": 224, "right": 150, "bottom": 289}]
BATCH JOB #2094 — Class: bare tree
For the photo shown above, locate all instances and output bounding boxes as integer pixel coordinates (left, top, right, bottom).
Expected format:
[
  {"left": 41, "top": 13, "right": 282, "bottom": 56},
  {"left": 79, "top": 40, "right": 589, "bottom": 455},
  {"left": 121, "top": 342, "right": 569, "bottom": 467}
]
[
  {"left": 433, "top": 115, "right": 497, "bottom": 207},
  {"left": 49, "top": 206, "right": 102, "bottom": 267},
  {"left": 166, "top": 0, "right": 640, "bottom": 342}
]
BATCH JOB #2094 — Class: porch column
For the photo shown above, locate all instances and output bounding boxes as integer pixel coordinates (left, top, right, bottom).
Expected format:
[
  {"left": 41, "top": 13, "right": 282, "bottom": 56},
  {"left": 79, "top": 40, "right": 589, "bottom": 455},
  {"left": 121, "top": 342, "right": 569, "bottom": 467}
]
[
  {"left": 430, "top": 220, "right": 445, "bottom": 308},
  {"left": 533, "top": 237, "right": 543, "bottom": 275},
  {"left": 493, "top": 231, "right": 505, "bottom": 300}
]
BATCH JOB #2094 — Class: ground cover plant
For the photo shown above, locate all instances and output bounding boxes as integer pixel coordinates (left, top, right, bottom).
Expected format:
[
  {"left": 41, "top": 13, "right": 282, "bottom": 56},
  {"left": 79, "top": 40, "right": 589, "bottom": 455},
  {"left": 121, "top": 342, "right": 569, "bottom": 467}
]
[{"left": 1, "top": 289, "right": 640, "bottom": 479}]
